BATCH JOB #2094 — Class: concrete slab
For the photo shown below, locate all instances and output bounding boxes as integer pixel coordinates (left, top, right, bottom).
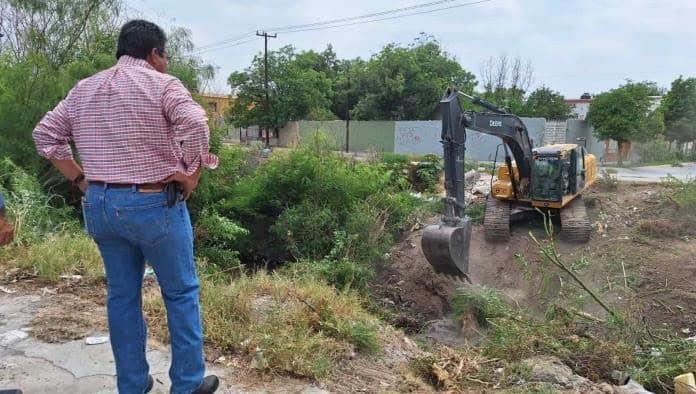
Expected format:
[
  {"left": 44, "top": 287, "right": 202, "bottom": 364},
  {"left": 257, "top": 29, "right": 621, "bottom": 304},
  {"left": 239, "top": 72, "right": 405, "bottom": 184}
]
[
  {"left": 0, "top": 292, "right": 328, "bottom": 394},
  {"left": 606, "top": 162, "right": 696, "bottom": 183}
]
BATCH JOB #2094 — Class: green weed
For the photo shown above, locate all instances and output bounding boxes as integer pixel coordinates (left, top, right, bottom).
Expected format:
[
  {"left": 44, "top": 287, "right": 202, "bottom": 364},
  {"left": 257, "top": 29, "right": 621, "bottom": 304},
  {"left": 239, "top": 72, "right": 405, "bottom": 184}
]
[
  {"left": 1, "top": 232, "right": 103, "bottom": 281},
  {"left": 451, "top": 285, "right": 510, "bottom": 326},
  {"left": 144, "top": 270, "right": 379, "bottom": 379},
  {"left": 596, "top": 169, "right": 619, "bottom": 191},
  {"left": 663, "top": 175, "right": 696, "bottom": 212}
]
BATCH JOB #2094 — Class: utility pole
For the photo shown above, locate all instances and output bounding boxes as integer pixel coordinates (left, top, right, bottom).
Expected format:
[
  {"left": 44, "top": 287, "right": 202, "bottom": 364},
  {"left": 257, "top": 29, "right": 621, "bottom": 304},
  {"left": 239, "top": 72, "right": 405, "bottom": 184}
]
[
  {"left": 345, "top": 70, "right": 351, "bottom": 153},
  {"left": 256, "top": 31, "right": 276, "bottom": 148}
]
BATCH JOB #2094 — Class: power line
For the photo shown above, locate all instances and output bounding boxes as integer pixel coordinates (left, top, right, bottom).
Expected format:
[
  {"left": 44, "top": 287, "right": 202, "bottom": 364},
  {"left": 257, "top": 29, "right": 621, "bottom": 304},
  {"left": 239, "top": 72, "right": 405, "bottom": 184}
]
[
  {"left": 274, "top": 0, "right": 492, "bottom": 35},
  {"left": 195, "top": 37, "right": 258, "bottom": 55},
  {"left": 268, "top": 0, "right": 465, "bottom": 32},
  {"left": 194, "top": 0, "right": 493, "bottom": 55},
  {"left": 196, "top": 31, "right": 257, "bottom": 51}
]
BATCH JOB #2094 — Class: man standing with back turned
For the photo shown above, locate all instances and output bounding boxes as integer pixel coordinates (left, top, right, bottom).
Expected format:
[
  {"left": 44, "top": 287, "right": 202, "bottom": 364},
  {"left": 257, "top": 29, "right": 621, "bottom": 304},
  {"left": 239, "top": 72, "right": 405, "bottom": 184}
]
[{"left": 32, "top": 20, "right": 219, "bottom": 394}]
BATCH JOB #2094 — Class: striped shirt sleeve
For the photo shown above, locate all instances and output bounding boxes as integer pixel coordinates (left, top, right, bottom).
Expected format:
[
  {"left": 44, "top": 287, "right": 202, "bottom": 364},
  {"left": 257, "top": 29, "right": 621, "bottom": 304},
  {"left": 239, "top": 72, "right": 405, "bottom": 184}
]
[
  {"left": 162, "top": 78, "right": 219, "bottom": 175},
  {"left": 32, "top": 93, "right": 74, "bottom": 161}
]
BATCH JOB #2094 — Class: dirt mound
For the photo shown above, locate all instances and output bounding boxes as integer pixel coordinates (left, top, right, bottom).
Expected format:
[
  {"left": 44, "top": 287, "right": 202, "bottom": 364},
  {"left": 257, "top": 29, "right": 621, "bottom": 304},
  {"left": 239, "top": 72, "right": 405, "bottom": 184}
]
[
  {"left": 327, "top": 326, "right": 431, "bottom": 393},
  {"left": 377, "top": 216, "right": 575, "bottom": 328},
  {"left": 381, "top": 183, "right": 696, "bottom": 340}
]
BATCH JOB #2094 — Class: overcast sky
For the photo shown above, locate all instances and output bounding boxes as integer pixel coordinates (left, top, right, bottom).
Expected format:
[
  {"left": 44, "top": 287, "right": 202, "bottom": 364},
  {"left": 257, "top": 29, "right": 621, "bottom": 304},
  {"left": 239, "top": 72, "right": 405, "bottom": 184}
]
[{"left": 125, "top": 0, "right": 696, "bottom": 98}]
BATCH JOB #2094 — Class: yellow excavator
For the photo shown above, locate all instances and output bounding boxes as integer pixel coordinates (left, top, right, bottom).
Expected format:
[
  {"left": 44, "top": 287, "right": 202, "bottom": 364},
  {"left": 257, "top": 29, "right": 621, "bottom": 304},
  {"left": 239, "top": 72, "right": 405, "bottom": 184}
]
[{"left": 422, "top": 88, "right": 597, "bottom": 279}]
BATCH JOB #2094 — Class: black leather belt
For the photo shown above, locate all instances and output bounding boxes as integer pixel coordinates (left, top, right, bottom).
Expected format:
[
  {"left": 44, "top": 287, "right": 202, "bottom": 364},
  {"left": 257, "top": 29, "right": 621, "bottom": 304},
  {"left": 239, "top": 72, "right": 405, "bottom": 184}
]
[{"left": 88, "top": 181, "right": 169, "bottom": 192}]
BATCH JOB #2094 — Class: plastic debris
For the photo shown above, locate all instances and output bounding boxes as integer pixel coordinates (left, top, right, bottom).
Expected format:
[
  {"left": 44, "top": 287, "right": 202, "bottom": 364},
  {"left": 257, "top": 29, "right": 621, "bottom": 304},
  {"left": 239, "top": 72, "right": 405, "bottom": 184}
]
[
  {"left": 0, "top": 286, "right": 16, "bottom": 294},
  {"left": 0, "top": 330, "right": 29, "bottom": 346},
  {"left": 85, "top": 336, "right": 109, "bottom": 345},
  {"left": 143, "top": 267, "right": 155, "bottom": 278},
  {"left": 674, "top": 372, "right": 696, "bottom": 394},
  {"left": 59, "top": 274, "right": 83, "bottom": 281},
  {"left": 41, "top": 287, "right": 57, "bottom": 295}
]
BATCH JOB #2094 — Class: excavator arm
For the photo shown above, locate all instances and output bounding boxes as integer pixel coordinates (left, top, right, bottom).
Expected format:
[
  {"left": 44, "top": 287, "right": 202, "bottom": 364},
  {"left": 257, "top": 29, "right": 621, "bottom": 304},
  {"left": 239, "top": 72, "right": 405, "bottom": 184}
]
[
  {"left": 421, "top": 88, "right": 535, "bottom": 279},
  {"left": 421, "top": 88, "right": 472, "bottom": 279}
]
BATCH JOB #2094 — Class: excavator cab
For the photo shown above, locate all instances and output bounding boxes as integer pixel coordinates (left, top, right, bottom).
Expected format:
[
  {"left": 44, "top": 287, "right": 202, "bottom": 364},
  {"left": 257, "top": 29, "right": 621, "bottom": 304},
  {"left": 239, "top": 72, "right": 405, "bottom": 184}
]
[{"left": 531, "top": 145, "right": 592, "bottom": 202}]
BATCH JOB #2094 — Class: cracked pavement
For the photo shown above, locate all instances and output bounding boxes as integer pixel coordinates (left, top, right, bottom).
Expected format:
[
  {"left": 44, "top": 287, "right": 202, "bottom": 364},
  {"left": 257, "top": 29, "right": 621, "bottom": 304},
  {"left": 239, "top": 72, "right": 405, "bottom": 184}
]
[{"left": 0, "top": 294, "right": 327, "bottom": 394}]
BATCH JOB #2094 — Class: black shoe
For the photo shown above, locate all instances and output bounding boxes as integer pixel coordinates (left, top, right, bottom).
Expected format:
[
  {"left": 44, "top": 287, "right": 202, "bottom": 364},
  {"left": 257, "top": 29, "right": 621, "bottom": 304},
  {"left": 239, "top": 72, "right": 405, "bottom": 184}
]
[
  {"left": 145, "top": 375, "right": 154, "bottom": 393},
  {"left": 192, "top": 375, "right": 220, "bottom": 394}
]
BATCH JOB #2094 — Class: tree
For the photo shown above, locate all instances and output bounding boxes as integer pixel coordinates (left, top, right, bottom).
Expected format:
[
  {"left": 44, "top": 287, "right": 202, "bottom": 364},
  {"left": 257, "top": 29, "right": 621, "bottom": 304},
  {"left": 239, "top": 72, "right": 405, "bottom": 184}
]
[
  {"left": 661, "top": 76, "right": 696, "bottom": 152},
  {"left": 0, "top": 0, "right": 122, "bottom": 172},
  {"left": 587, "top": 81, "right": 662, "bottom": 165},
  {"left": 166, "top": 27, "right": 216, "bottom": 94},
  {"left": 479, "top": 55, "right": 533, "bottom": 114},
  {"left": 351, "top": 35, "right": 476, "bottom": 120},
  {"left": 521, "top": 86, "right": 574, "bottom": 120},
  {"left": 0, "top": 0, "right": 217, "bottom": 191},
  {"left": 226, "top": 45, "right": 333, "bottom": 132}
]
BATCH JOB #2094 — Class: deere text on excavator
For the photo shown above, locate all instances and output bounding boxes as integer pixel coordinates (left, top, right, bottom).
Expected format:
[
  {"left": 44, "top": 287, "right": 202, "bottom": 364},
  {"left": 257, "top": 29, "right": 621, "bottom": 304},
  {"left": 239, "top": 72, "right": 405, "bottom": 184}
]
[{"left": 422, "top": 88, "right": 597, "bottom": 279}]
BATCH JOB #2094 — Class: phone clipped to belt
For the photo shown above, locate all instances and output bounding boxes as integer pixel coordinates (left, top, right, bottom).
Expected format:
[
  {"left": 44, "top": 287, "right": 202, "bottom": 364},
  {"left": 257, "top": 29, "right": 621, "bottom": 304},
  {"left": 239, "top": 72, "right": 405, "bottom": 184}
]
[{"left": 165, "top": 182, "right": 179, "bottom": 208}]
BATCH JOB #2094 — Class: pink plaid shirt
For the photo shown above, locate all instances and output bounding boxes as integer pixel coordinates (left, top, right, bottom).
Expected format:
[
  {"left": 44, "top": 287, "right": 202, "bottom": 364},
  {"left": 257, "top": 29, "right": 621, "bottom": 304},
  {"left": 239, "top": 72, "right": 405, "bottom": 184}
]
[{"left": 33, "top": 55, "right": 219, "bottom": 184}]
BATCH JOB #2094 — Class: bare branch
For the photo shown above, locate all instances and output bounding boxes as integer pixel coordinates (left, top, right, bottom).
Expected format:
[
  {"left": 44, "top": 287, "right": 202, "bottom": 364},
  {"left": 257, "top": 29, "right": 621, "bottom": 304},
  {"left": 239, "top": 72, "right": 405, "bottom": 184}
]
[{"left": 479, "top": 54, "right": 534, "bottom": 94}]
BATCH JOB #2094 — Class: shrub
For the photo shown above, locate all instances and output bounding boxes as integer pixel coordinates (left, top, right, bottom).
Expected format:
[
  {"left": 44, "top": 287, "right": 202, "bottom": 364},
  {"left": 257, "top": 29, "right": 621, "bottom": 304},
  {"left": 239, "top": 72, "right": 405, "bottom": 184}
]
[
  {"left": 195, "top": 209, "right": 248, "bottom": 270},
  {"left": 595, "top": 169, "right": 619, "bottom": 191},
  {"left": 189, "top": 145, "right": 257, "bottom": 221},
  {"left": 635, "top": 138, "right": 680, "bottom": 165},
  {"left": 0, "top": 158, "right": 76, "bottom": 245},
  {"left": 271, "top": 203, "right": 340, "bottom": 260},
  {"left": 227, "top": 135, "right": 420, "bottom": 265},
  {"left": 464, "top": 200, "right": 486, "bottom": 224},
  {"left": 663, "top": 176, "right": 696, "bottom": 212},
  {"left": 413, "top": 154, "right": 443, "bottom": 193}
]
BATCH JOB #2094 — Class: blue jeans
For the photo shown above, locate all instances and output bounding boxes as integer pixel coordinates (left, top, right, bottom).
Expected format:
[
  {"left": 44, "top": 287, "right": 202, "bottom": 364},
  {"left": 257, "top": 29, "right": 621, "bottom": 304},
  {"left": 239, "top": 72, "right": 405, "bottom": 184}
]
[{"left": 82, "top": 184, "right": 204, "bottom": 394}]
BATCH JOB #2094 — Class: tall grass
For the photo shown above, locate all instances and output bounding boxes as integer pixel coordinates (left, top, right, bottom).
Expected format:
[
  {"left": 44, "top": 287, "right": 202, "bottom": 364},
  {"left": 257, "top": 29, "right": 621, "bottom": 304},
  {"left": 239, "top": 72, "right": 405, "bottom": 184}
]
[
  {"left": 0, "top": 158, "right": 76, "bottom": 246},
  {"left": 5, "top": 232, "right": 103, "bottom": 281},
  {"left": 144, "top": 270, "right": 379, "bottom": 379},
  {"left": 0, "top": 159, "right": 103, "bottom": 280}
]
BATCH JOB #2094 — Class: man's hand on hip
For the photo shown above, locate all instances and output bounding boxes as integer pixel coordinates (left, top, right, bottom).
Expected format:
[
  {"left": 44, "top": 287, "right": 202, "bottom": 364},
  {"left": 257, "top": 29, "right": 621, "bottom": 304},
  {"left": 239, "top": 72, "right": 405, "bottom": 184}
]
[
  {"left": 0, "top": 210, "right": 15, "bottom": 247},
  {"left": 165, "top": 167, "right": 201, "bottom": 200}
]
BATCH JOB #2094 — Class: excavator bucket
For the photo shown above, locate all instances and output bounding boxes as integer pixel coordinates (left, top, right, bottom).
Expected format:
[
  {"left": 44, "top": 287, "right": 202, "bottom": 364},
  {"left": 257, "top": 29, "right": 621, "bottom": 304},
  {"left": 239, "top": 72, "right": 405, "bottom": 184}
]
[{"left": 421, "top": 218, "right": 472, "bottom": 278}]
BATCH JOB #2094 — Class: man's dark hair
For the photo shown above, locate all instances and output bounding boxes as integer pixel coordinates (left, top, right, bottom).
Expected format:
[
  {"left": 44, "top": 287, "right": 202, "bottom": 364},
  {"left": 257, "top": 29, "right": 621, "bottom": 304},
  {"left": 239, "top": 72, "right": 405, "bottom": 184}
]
[{"left": 116, "top": 20, "right": 167, "bottom": 60}]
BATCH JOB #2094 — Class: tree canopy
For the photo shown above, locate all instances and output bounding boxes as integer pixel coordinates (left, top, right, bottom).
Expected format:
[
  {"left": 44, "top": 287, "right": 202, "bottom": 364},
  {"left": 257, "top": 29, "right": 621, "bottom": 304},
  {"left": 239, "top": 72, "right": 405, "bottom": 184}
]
[
  {"left": 588, "top": 81, "right": 662, "bottom": 143},
  {"left": 520, "top": 87, "right": 574, "bottom": 120},
  {"left": 227, "top": 45, "right": 334, "bottom": 130},
  {"left": 350, "top": 35, "right": 476, "bottom": 120},
  {"left": 226, "top": 35, "right": 477, "bottom": 127},
  {"left": 661, "top": 76, "right": 696, "bottom": 145},
  {"left": 0, "top": 0, "right": 217, "bottom": 177}
]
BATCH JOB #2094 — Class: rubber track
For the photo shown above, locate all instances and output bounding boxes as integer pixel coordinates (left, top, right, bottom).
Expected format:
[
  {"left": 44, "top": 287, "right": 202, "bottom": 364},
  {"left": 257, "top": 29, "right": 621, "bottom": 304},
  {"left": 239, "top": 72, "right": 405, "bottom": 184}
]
[
  {"left": 484, "top": 197, "right": 510, "bottom": 242},
  {"left": 560, "top": 195, "right": 592, "bottom": 242}
]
